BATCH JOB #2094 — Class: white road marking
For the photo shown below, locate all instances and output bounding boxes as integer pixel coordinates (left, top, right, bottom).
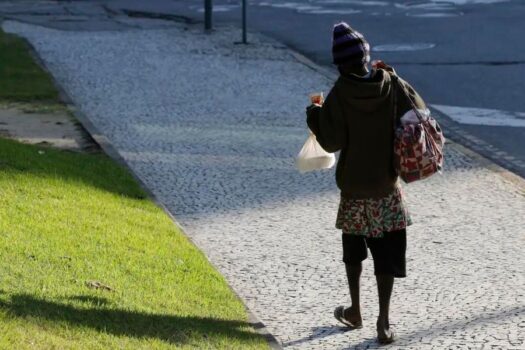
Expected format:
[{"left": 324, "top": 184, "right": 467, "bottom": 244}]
[
  {"left": 407, "top": 12, "right": 464, "bottom": 17},
  {"left": 258, "top": 2, "right": 322, "bottom": 12},
  {"left": 299, "top": 8, "right": 361, "bottom": 15},
  {"left": 194, "top": 5, "right": 239, "bottom": 13},
  {"left": 427, "top": 0, "right": 510, "bottom": 4},
  {"left": 321, "top": 0, "right": 389, "bottom": 5},
  {"left": 373, "top": 43, "right": 436, "bottom": 52},
  {"left": 395, "top": 3, "right": 455, "bottom": 10},
  {"left": 432, "top": 105, "right": 525, "bottom": 128}
]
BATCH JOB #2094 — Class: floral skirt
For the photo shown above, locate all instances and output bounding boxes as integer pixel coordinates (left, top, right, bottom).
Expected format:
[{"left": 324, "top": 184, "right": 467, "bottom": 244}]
[{"left": 336, "top": 185, "right": 412, "bottom": 238}]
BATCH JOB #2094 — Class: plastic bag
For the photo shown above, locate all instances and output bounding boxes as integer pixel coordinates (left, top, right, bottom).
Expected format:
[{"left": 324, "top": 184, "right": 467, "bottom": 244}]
[
  {"left": 295, "top": 132, "right": 336, "bottom": 173},
  {"left": 400, "top": 108, "right": 430, "bottom": 126}
]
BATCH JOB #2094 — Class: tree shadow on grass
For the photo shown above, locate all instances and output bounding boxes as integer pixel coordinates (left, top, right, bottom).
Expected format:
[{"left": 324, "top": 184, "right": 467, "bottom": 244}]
[
  {"left": 0, "top": 293, "right": 263, "bottom": 345},
  {"left": 65, "top": 295, "right": 112, "bottom": 306}
]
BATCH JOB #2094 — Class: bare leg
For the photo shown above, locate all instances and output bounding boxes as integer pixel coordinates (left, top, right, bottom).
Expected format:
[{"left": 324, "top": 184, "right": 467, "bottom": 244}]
[
  {"left": 344, "top": 263, "right": 362, "bottom": 323},
  {"left": 376, "top": 274, "right": 395, "bottom": 341}
]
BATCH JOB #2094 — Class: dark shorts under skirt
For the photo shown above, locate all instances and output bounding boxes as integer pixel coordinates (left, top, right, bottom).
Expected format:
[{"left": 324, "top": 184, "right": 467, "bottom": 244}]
[{"left": 342, "top": 229, "right": 406, "bottom": 278}]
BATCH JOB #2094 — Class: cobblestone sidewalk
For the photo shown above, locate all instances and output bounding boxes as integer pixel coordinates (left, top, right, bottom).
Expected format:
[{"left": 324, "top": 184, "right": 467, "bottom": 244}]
[{"left": 4, "top": 19, "right": 524, "bottom": 350}]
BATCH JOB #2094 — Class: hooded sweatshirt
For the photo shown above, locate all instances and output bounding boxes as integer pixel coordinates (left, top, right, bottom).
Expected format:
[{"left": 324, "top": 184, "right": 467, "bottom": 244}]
[{"left": 306, "top": 68, "right": 426, "bottom": 199}]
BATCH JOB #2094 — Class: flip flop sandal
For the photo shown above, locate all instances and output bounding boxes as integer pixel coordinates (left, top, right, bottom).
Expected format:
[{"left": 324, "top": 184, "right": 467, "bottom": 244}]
[
  {"left": 377, "top": 331, "right": 396, "bottom": 345},
  {"left": 333, "top": 306, "right": 363, "bottom": 329}
]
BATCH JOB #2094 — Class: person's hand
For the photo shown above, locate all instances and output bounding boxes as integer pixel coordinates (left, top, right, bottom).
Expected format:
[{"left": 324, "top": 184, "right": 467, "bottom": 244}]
[
  {"left": 306, "top": 103, "right": 321, "bottom": 111},
  {"left": 372, "top": 60, "right": 395, "bottom": 74},
  {"left": 372, "top": 60, "right": 387, "bottom": 69}
]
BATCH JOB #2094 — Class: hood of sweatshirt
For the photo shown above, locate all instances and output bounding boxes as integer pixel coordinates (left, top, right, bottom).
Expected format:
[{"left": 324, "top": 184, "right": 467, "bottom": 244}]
[{"left": 334, "top": 68, "right": 393, "bottom": 113}]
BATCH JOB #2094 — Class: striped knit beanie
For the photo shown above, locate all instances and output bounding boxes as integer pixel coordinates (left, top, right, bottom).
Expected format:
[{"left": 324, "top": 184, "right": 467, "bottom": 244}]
[{"left": 332, "top": 22, "right": 370, "bottom": 66}]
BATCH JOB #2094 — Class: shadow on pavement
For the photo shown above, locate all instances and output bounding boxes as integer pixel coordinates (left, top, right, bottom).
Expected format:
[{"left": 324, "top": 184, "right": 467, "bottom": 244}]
[
  {"left": 345, "top": 305, "right": 525, "bottom": 349},
  {"left": 281, "top": 325, "right": 354, "bottom": 348},
  {"left": 279, "top": 305, "right": 525, "bottom": 349}
]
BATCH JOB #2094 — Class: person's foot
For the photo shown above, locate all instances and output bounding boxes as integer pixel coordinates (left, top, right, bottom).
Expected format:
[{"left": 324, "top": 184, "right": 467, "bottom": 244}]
[
  {"left": 376, "top": 319, "right": 395, "bottom": 345},
  {"left": 334, "top": 305, "right": 363, "bottom": 328},
  {"left": 343, "top": 306, "right": 362, "bottom": 326}
]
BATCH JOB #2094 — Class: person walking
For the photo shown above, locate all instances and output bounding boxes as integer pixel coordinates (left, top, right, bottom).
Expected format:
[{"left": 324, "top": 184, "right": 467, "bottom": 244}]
[{"left": 306, "top": 22, "right": 427, "bottom": 344}]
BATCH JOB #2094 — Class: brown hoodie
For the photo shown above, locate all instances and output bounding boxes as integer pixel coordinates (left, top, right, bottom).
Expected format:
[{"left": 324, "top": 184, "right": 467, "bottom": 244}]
[{"left": 306, "top": 68, "right": 426, "bottom": 199}]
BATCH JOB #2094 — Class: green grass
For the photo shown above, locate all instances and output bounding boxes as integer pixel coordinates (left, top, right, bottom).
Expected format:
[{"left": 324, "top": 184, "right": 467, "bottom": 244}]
[
  {"left": 0, "top": 138, "right": 268, "bottom": 349},
  {"left": 0, "top": 29, "right": 60, "bottom": 104}
]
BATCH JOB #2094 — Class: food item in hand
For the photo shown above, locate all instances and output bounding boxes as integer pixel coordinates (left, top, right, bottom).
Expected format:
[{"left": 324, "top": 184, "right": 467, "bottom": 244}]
[
  {"left": 372, "top": 60, "right": 387, "bottom": 69},
  {"left": 309, "top": 92, "right": 324, "bottom": 105},
  {"left": 372, "top": 60, "right": 395, "bottom": 73}
]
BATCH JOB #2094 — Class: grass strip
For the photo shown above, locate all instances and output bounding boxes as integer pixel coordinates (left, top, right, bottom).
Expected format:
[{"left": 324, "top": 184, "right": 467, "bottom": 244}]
[{"left": 0, "top": 138, "right": 268, "bottom": 349}]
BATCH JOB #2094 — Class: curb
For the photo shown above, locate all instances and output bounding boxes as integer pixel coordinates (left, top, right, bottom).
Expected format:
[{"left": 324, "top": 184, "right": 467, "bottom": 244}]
[
  {"left": 446, "top": 141, "right": 525, "bottom": 193},
  {"left": 289, "top": 50, "right": 337, "bottom": 81},
  {"left": 11, "top": 20, "right": 284, "bottom": 350},
  {"left": 428, "top": 107, "right": 525, "bottom": 181}
]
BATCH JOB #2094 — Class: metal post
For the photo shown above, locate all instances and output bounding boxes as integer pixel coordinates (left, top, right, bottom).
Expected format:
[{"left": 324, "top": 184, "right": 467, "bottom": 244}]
[
  {"left": 205, "top": 0, "right": 212, "bottom": 32},
  {"left": 242, "top": 0, "right": 247, "bottom": 43}
]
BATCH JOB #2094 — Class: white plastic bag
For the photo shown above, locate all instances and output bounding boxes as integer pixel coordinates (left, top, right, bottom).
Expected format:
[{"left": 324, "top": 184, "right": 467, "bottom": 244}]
[
  {"left": 400, "top": 108, "right": 430, "bottom": 126},
  {"left": 295, "top": 132, "right": 336, "bottom": 173}
]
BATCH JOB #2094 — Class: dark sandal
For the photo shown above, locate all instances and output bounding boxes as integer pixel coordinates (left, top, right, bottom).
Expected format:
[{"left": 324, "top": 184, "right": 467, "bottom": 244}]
[
  {"left": 334, "top": 306, "right": 363, "bottom": 329},
  {"left": 377, "top": 330, "right": 396, "bottom": 345}
]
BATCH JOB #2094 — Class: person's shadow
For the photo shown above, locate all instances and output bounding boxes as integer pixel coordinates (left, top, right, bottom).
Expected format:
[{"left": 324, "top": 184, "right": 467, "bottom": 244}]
[
  {"left": 283, "top": 305, "right": 525, "bottom": 349},
  {"left": 0, "top": 292, "right": 264, "bottom": 345},
  {"left": 281, "top": 325, "right": 359, "bottom": 347}
]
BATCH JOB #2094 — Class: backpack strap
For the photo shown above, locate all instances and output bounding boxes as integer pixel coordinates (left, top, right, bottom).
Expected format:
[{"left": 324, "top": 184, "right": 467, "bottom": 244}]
[
  {"left": 389, "top": 71, "right": 426, "bottom": 122},
  {"left": 389, "top": 71, "right": 401, "bottom": 132}
]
